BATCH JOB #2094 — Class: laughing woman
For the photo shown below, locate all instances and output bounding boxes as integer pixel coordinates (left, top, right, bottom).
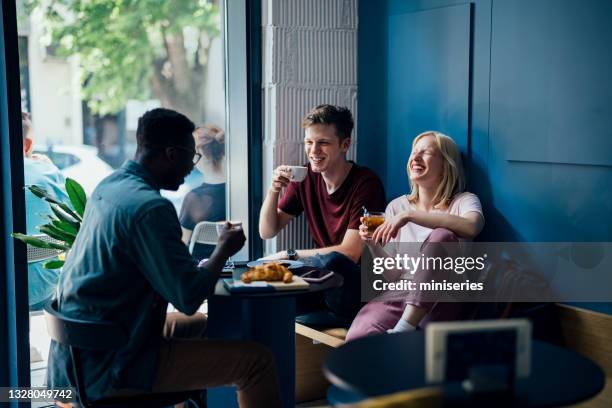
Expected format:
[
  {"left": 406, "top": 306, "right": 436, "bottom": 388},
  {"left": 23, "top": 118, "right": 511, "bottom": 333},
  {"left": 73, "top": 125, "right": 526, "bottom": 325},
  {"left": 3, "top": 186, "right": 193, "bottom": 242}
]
[{"left": 346, "top": 131, "right": 485, "bottom": 341}]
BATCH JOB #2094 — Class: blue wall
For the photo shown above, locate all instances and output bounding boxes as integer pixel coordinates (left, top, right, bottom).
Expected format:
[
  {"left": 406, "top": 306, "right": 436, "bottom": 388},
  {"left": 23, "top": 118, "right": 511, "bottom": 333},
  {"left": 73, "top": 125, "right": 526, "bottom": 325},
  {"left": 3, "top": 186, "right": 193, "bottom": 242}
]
[{"left": 358, "top": 0, "right": 612, "bottom": 314}]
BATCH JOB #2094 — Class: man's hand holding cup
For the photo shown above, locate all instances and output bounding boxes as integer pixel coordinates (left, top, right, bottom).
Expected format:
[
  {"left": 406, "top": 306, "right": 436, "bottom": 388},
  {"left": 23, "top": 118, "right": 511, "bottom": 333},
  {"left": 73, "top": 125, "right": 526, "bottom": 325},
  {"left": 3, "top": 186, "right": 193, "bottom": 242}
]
[
  {"left": 216, "top": 222, "right": 245, "bottom": 259},
  {"left": 270, "top": 166, "right": 292, "bottom": 193}
]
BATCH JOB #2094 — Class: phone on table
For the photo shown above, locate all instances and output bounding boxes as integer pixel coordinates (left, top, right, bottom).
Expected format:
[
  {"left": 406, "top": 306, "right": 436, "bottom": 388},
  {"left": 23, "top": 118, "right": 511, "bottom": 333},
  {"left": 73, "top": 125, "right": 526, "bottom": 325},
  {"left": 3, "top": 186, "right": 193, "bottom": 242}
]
[{"left": 300, "top": 269, "right": 334, "bottom": 283}]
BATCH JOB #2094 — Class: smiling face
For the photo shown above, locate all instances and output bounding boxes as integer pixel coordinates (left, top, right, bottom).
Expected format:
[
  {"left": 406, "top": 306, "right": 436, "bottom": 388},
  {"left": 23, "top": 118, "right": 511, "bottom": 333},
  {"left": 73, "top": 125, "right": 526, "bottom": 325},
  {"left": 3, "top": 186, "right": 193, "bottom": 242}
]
[
  {"left": 407, "top": 134, "right": 444, "bottom": 188},
  {"left": 304, "top": 123, "right": 350, "bottom": 173}
]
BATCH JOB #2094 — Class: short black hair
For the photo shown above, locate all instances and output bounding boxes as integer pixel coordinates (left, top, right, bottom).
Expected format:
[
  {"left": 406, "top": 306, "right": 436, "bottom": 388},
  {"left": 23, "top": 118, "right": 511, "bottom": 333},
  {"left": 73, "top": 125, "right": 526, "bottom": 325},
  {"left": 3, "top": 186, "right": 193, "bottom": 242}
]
[
  {"left": 136, "top": 108, "right": 195, "bottom": 148},
  {"left": 301, "top": 104, "right": 354, "bottom": 140}
]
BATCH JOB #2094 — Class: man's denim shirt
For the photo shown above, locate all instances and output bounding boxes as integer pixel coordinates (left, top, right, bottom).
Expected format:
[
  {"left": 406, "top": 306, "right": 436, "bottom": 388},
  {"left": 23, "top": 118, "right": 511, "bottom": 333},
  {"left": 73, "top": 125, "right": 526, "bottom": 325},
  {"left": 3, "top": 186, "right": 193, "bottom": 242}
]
[{"left": 48, "top": 160, "right": 218, "bottom": 400}]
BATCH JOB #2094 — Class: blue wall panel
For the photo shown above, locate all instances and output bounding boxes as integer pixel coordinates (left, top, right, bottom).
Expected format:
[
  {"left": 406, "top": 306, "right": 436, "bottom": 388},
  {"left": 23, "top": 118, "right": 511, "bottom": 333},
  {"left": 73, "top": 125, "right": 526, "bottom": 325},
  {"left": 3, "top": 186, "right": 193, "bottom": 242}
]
[
  {"left": 385, "top": 4, "right": 472, "bottom": 200},
  {"left": 490, "top": 0, "right": 612, "bottom": 167},
  {"left": 357, "top": 0, "right": 388, "bottom": 182},
  {"left": 488, "top": 0, "right": 612, "bottom": 242},
  {"left": 358, "top": 0, "right": 612, "bottom": 313}
]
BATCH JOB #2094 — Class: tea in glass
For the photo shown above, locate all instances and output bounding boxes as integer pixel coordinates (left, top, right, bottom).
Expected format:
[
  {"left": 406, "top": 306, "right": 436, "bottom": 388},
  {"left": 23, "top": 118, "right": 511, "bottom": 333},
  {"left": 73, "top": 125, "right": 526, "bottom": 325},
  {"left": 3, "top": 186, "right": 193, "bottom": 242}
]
[{"left": 364, "top": 212, "right": 385, "bottom": 236}]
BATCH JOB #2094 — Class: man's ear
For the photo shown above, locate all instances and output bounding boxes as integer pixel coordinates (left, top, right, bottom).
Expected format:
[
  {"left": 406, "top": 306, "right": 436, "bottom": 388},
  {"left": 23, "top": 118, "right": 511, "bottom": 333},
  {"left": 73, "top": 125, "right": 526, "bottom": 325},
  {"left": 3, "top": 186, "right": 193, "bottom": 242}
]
[
  {"left": 340, "top": 137, "right": 351, "bottom": 152},
  {"left": 24, "top": 137, "right": 33, "bottom": 156},
  {"left": 164, "top": 146, "right": 177, "bottom": 163}
]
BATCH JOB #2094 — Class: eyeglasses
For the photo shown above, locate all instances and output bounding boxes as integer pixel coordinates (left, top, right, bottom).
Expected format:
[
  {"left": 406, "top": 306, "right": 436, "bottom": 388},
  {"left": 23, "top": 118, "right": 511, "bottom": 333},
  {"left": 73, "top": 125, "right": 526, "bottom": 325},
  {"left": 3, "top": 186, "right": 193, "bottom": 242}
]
[
  {"left": 173, "top": 145, "right": 202, "bottom": 165},
  {"left": 145, "top": 144, "right": 201, "bottom": 165}
]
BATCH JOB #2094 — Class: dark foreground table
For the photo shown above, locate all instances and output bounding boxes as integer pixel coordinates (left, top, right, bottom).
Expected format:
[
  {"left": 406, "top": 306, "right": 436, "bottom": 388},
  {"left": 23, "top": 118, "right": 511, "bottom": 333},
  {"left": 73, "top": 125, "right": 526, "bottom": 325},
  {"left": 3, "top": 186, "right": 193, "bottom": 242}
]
[
  {"left": 324, "top": 331, "right": 605, "bottom": 407},
  {"left": 207, "top": 266, "right": 343, "bottom": 408}
]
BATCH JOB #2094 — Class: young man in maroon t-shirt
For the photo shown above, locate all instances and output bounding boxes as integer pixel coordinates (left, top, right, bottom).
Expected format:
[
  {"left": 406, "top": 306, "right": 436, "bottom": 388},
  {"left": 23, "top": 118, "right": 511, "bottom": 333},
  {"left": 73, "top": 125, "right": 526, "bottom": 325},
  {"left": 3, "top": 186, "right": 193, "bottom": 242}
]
[{"left": 259, "top": 104, "right": 386, "bottom": 319}]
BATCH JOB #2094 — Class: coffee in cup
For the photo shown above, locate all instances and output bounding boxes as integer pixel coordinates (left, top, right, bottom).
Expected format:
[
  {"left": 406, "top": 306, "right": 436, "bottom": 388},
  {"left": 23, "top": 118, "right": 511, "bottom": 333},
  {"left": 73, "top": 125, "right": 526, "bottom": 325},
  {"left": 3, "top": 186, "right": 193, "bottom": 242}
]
[{"left": 287, "top": 166, "right": 308, "bottom": 182}]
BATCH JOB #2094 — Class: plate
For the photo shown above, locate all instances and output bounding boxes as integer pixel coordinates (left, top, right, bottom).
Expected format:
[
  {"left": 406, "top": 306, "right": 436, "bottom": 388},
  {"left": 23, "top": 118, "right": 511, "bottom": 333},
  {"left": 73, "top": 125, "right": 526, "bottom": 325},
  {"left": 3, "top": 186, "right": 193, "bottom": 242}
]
[{"left": 246, "top": 259, "right": 304, "bottom": 269}]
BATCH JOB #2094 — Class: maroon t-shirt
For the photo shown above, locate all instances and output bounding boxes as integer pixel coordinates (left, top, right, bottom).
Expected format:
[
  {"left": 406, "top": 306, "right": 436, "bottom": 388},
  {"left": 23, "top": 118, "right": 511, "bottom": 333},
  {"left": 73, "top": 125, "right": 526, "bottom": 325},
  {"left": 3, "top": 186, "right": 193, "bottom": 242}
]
[{"left": 278, "top": 162, "right": 386, "bottom": 248}]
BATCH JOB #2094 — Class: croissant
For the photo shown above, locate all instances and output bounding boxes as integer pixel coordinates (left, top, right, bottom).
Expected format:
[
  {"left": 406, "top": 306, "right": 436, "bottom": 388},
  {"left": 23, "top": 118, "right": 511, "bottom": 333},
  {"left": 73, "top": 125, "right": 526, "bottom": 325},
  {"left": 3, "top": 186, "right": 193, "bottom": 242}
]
[{"left": 242, "top": 263, "right": 293, "bottom": 283}]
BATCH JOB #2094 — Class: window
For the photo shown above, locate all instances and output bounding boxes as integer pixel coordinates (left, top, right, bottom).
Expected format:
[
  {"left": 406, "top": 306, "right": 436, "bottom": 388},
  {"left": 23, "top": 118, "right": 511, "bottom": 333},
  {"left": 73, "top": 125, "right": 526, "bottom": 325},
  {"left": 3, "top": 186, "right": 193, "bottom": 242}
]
[{"left": 13, "top": 0, "right": 253, "bottom": 389}]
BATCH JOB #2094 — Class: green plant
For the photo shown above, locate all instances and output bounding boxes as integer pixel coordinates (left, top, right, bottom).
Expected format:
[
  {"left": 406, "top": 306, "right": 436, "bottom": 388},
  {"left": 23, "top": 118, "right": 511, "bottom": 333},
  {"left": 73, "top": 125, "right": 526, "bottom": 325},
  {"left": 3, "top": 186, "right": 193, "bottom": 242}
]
[
  {"left": 26, "top": 0, "right": 221, "bottom": 124},
  {"left": 12, "top": 178, "right": 87, "bottom": 269}
]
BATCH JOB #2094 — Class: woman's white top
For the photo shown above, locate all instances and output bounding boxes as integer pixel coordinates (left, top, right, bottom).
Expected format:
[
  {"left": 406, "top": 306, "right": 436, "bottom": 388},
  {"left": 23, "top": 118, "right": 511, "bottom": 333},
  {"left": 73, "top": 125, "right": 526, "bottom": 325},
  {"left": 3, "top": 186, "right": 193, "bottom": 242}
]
[{"left": 385, "top": 192, "right": 484, "bottom": 243}]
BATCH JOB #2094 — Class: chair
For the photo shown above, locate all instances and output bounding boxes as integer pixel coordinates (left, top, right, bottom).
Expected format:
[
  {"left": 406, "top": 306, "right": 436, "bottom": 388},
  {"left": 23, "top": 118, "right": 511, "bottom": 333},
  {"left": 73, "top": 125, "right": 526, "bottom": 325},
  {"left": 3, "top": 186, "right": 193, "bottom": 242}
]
[
  {"left": 188, "top": 221, "right": 220, "bottom": 251},
  {"left": 188, "top": 221, "right": 220, "bottom": 259},
  {"left": 44, "top": 300, "right": 201, "bottom": 407}
]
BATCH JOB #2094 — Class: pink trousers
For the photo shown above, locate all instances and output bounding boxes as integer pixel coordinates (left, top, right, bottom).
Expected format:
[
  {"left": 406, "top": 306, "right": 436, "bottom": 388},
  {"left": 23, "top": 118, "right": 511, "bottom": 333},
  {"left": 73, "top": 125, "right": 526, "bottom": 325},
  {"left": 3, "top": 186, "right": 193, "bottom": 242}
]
[{"left": 346, "top": 228, "right": 473, "bottom": 342}]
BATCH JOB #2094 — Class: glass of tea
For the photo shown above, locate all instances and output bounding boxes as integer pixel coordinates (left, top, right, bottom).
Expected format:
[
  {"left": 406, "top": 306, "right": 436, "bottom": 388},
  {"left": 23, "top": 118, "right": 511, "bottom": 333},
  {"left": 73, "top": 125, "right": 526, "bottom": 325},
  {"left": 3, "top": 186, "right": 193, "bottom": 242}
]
[{"left": 363, "top": 212, "right": 385, "bottom": 237}]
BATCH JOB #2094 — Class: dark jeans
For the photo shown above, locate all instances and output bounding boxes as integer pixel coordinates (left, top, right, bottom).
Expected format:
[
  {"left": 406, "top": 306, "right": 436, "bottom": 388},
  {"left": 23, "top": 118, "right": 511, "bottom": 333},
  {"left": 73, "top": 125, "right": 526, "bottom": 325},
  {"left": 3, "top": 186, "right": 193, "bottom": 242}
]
[{"left": 297, "top": 251, "right": 363, "bottom": 322}]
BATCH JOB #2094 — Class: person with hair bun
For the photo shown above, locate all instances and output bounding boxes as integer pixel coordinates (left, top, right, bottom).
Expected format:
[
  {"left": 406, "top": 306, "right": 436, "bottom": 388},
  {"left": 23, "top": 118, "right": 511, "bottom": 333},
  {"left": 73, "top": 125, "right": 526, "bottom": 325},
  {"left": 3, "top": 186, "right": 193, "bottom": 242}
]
[
  {"left": 179, "top": 124, "right": 226, "bottom": 250},
  {"left": 346, "top": 131, "right": 485, "bottom": 341}
]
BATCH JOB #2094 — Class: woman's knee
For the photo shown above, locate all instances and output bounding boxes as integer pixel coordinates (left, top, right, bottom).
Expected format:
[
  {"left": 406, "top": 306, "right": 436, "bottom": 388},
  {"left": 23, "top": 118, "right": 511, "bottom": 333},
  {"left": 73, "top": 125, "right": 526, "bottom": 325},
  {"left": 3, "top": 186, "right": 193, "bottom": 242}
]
[{"left": 427, "top": 228, "right": 458, "bottom": 243}]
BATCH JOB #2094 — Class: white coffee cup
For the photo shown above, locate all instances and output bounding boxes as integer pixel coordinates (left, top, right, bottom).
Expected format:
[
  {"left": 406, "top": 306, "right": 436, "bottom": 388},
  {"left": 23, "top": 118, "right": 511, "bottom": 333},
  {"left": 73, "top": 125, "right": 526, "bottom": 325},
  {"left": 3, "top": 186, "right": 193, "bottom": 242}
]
[
  {"left": 287, "top": 166, "right": 308, "bottom": 182},
  {"left": 216, "top": 220, "right": 243, "bottom": 235}
]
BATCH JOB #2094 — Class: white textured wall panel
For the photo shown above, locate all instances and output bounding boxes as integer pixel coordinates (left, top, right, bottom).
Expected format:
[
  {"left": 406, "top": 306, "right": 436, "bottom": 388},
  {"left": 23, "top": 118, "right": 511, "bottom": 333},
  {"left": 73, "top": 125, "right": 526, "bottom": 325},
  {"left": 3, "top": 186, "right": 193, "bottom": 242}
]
[
  {"left": 263, "top": 0, "right": 358, "bottom": 254},
  {"left": 275, "top": 29, "right": 357, "bottom": 85},
  {"left": 269, "top": 0, "right": 357, "bottom": 29}
]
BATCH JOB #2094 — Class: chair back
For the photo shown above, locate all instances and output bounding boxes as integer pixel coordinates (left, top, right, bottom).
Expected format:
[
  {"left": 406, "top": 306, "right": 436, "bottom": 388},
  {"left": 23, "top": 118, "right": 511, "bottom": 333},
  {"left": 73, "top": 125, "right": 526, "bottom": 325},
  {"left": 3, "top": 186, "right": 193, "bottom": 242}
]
[
  {"left": 27, "top": 234, "right": 63, "bottom": 263},
  {"left": 44, "top": 299, "right": 127, "bottom": 350},
  {"left": 44, "top": 300, "right": 199, "bottom": 407},
  {"left": 188, "top": 221, "right": 220, "bottom": 254}
]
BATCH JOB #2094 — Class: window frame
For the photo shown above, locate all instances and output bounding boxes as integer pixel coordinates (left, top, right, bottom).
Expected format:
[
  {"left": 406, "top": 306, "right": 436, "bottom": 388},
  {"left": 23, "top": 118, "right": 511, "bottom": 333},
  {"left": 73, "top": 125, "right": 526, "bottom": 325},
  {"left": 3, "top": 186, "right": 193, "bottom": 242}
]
[
  {"left": 224, "top": 0, "right": 263, "bottom": 260},
  {"left": 1, "top": 0, "right": 31, "bottom": 393}
]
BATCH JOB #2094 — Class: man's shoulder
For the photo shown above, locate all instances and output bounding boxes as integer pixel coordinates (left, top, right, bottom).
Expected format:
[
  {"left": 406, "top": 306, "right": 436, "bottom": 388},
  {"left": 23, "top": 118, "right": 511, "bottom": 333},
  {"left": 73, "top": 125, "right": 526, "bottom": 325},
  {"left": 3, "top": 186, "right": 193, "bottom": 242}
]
[
  {"left": 94, "top": 171, "right": 173, "bottom": 217},
  {"left": 23, "top": 157, "right": 64, "bottom": 183}
]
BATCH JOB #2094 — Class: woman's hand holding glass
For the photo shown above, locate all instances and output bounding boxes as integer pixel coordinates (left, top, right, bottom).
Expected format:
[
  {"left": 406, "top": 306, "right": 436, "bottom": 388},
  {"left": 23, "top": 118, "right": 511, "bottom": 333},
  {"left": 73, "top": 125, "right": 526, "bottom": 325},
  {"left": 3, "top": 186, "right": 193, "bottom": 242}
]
[{"left": 371, "top": 211, "right": 411, "bottom": 246}]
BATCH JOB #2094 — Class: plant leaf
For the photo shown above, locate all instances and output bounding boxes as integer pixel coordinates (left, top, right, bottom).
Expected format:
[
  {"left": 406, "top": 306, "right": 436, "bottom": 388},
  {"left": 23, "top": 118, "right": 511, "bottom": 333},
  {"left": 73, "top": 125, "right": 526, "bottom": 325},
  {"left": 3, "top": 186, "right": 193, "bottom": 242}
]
[
  {"left": 28, "top": 184, "right": 82, "bottom": 222},
  {"left": 51, "top": 218, "right": 78, "bottom": 236},
  {"left": 11, "top": 233, "right": 70, "bottom": 250},
  {"left": 12, "top": 233, "right": 55, "bottom": 249},
  {"left": 39, "top": 225, "right": 75, "bottom": 246},
  {"left": 28, "top": 185, "right": 53, "bottom": 200},
  {"left": 50, "top": 204, "right": 80, "bottom": 229},
  {"left": 40, "top": 222, "right": 76, "bottom": 240},
  {"left": 65, "top": 178, "right": 87, "bottom": 217},
  {"left": 56, "top": 201, "right": 82, "bottom": 222},
  {"left": 43, "top": 259, "right": 64, "bottom": 269}
]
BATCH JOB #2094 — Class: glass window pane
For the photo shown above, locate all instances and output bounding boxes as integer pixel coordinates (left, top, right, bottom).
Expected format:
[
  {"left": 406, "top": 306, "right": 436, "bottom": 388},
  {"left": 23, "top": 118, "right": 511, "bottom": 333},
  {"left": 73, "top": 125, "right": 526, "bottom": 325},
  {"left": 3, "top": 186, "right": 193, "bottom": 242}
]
[{"left": 16, "top": 0, "right": 229, "bottom": 385}]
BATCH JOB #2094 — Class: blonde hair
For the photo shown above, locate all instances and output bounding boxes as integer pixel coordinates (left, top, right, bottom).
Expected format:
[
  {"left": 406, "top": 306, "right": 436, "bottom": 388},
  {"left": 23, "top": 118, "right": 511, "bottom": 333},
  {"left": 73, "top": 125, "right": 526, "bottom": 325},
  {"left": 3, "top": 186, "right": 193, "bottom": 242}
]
[
  {"left": 406, "top": 131, "right": 465, "bottom": 209},
  {"left": 194, "top": 124, "right": 225, "bottom": 170}
]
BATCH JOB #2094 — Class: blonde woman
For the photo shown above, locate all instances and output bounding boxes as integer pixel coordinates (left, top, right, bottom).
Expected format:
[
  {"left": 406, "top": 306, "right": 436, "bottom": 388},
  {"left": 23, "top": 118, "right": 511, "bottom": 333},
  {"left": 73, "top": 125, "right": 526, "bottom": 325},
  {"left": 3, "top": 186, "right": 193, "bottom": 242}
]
[{"left": 346, "top": 131, "right": 485, "bottom": 341}]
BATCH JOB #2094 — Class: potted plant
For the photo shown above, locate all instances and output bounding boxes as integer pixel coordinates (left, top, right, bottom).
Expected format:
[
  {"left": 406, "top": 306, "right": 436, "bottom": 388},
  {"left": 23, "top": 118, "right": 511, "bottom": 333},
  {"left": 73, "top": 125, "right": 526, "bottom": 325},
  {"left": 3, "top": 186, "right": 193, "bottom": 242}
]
[{"left": 12, "top": 178, "right": 87, "bottom": 269}]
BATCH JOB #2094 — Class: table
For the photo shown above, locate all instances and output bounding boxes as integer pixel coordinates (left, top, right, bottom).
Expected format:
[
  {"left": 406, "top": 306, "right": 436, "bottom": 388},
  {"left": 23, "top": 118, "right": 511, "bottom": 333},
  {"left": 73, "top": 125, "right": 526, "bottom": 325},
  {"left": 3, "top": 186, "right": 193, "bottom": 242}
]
[
  {"left": 206, "top": 265, "right": 343, "bottom": 408},
  {"left": 324, "top": 332, "right": 605, "bottom": 407}
]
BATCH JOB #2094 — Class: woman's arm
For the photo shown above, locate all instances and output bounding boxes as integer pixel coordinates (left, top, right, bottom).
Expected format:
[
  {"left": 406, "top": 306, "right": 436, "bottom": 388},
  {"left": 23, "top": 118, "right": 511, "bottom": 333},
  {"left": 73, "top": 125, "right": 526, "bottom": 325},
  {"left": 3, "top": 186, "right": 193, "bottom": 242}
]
[
  {"left": 373, "top": 210, "right": 484, "bottom": 245},
  {"left": 408, "top": 210, "right": 484, "bottom": 239}
]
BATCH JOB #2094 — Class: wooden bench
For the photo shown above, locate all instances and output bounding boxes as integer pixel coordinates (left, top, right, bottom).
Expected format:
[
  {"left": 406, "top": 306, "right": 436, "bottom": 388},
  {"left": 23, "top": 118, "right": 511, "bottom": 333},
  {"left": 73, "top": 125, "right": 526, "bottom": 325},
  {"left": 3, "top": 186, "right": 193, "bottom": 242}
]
[
  {"left": 558, "top": 304, "right": 612, "bottom": 408},
  {"left": 295, "top": 323, "right": 347, "bottom": 402},
  {"left": 295, "top": 304, "right": 612, "bottom": 405}
]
